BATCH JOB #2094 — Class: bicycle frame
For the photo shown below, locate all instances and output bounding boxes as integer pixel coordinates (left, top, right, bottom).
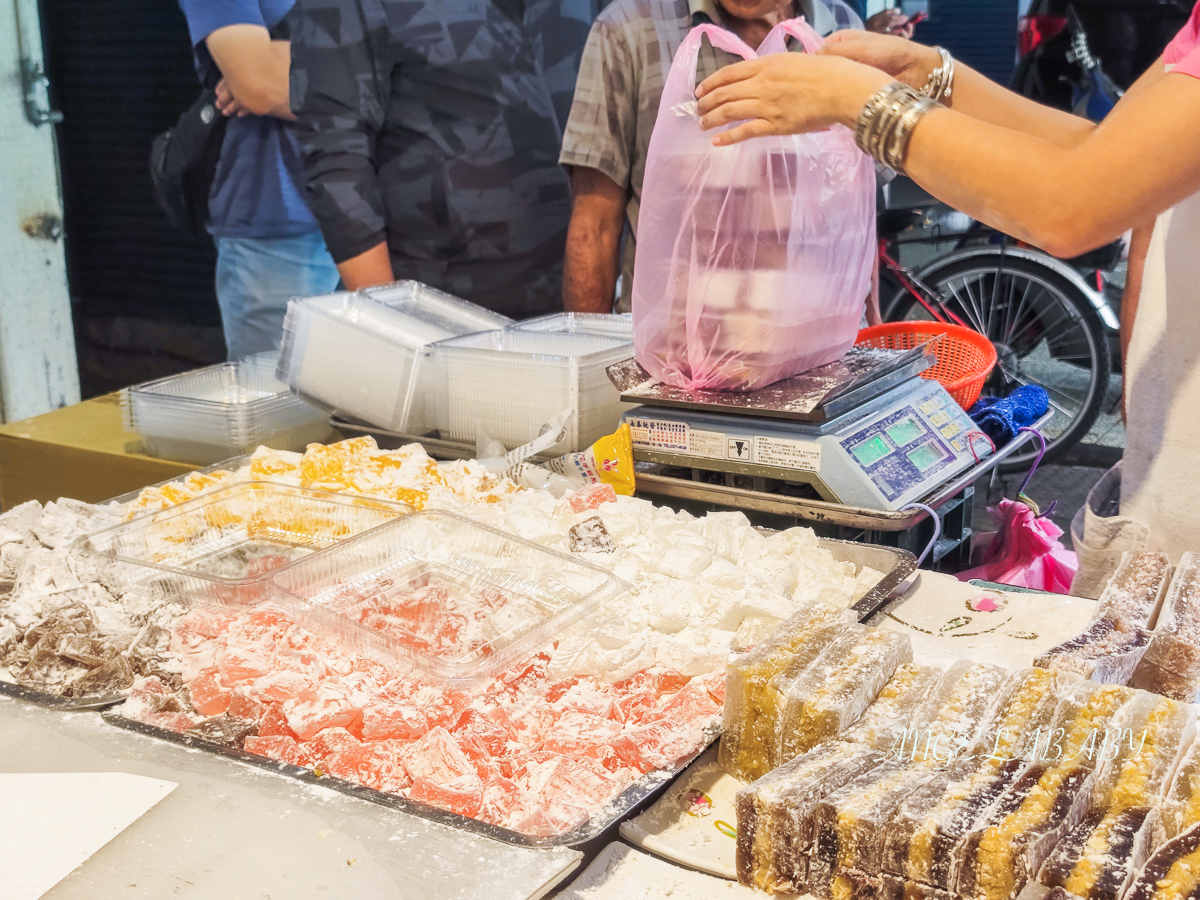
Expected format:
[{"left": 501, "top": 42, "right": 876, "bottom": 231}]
[{"left": 878, "top": 236, "right": 972, "bottom": 328}]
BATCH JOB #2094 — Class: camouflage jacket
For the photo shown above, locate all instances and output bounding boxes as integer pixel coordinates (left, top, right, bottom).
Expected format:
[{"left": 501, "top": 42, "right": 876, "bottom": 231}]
[{"left": 286, "top": 0, "right": 606, "bottom": 317}]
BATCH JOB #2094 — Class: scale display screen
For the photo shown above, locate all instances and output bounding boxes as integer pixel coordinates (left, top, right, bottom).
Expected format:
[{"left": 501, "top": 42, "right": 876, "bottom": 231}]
[
  {"left": 907, "top": 441, "right": 945, "bottom": 472},
  {"left": 850, "top": 434, "right": 892, "bottom": 468},
  {"left": 885, "top": 416, "right": 923, "bottom": 447}
]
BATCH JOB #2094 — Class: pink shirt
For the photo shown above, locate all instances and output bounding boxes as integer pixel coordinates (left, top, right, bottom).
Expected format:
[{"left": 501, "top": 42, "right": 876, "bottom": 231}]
[{"left": 1165, "top": 2, "right": 1200, "bottom": 77}]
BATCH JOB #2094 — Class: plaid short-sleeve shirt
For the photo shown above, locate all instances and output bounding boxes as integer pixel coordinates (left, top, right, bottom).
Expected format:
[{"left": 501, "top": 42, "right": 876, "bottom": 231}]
[{"left": 560, "top": 0, "right": 835, "bottom": 311}]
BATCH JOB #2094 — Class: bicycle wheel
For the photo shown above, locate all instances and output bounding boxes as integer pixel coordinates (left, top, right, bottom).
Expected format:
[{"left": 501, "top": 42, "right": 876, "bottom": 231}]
[{"left": 885, "top": 251, "right": 1112, "bottom": 471}]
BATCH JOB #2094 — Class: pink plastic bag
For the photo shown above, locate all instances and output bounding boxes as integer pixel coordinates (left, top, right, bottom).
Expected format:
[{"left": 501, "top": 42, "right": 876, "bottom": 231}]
[
  {"left": 631, "top": 19, "right": 876, "bottom": 392},
  {"left": 957, "top": 499, "right": 1079, "bottom": 593}
]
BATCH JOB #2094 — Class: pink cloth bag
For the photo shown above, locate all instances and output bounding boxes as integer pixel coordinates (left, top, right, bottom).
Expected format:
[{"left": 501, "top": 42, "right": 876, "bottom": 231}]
[
  {"left": 631, "top": 19, "right": 875, "bottom": 392},
  {"left": 957, "top": 499, "right": 1079, "bottom": 593}
]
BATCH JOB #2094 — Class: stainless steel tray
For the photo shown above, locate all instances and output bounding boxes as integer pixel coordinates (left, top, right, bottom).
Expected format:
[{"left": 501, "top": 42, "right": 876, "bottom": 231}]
[
  {"left": 0, "top": 679, "right": 126, "bottom": 711},
  {"left": 101, "top": 707, "right": 719, "bottom": 849},
  {"left": 635, "top": 413, "right": 1052, "bottom": 532},
  {"left": 94, "top": 538, "right": 909, "bottom": 841}
]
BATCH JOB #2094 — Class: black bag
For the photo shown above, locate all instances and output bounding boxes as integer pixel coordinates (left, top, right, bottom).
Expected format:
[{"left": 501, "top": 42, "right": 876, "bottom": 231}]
[{"left": 149, "top": 89, "right": 229, "bottom": 234}]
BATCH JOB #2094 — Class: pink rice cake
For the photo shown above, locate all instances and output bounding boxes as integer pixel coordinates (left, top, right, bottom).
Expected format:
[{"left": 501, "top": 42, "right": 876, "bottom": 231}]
[
  {"left": 306, "top": 726, "right": 361, "bottom": 761},
  {"left": 401, "top": 726, "right": 484, "bottom": 817},
  {"left": 243, "top": 734, "right": 316, "bottom": 768},
  {"left": 283, "top": 682, "right": 366, "bottom": 740},
  {"left": 453, "top": 705, "right": 512, "bottom": 759},
  {"left": 189, "top": 667, "right": 232, "bottom": 716},
  {"left": 214, "top": 634, "right": 277, "bottom": 685},
  {"left": 648, "top": 679, "right": 722, "bottom": 725},
  {"left": 478, "top": 776, "right": 523, "bottom": 828},
  {"left": 226, "top": 687, "right": 265, "bottom": 722},
  {"left": 361, "top": 697, "right": 428, "bottom": 741},
  {"left": 507, "top": 750, "right": 633, "bottom": 836},
  {"left": 324, "top": 740, "right": 411, "bottom": 793},
  {"left": 239, "top": 669, "right": 316, "bottom": 704},
  {"left": 142, "top": 710, "right": 199, "bottom": 733},
  {"left": 256, "top": 702, "right": 298, "bottom": 739},
  {"left": 540, "top": 710, "right": 623, "bottom": 760},
  {"left": 567, "top": 483, "right": 617, "bottom": 512},
  {"left": 551, "top": 679, "right": 619, "bottom": 719},
  {"left": 611, "top": 718, "right": 707, "bottom": 773}
]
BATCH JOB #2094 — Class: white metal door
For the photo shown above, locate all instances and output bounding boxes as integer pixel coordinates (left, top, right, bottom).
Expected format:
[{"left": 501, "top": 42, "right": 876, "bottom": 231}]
[{"left": 0, "top": 0, "right": 81, "bottom": 422}]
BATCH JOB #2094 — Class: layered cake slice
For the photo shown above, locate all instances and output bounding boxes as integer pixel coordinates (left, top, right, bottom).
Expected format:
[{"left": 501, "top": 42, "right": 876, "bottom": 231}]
[
  {"left": 1133, "top": 552, "right": 1200, "bottom": 702},
  {"left": 973, "top": 668, "right": 1079, "bottom": 771},
  {"left": 735, "top": 741, "right": 885, "bottom": 895},
  {"left": 1091, "top": 693, "right": 1195, "bottom": 812},
  {"left": 1164, "top": 734, "right": 1200, "bottom": 839},
  {"left": 1036, "top": 806, "right": 1163, "bottom": 900},
  {"left": 897, "top": 661, "right": 1008, "bottom": 769},
  {"left": 1123, "top": 820, "right": 1200, "bottom": 900},
  {"left": 775, "top": 627, "right": 913, "bottom": 765},
  {"left": 841, "top": 663, "right": 944, "bottom": 753},
  {"left": 808, "top": 762, "right": 942, "bottom": 899},
  {"left": 721, "top": 602, "right": 854, "bottom": 782},
  {"left": 1097, "top": 550, "right": 1173, "bottom": 629}
]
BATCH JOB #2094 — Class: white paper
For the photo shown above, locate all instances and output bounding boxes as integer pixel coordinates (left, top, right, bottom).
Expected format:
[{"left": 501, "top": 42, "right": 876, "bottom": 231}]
[{"left": 0, "top": 772, "right": 177, "bottom": 900}]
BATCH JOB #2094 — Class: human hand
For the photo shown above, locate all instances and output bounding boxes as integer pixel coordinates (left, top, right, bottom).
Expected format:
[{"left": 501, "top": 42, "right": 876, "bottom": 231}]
[
  {"left": 695, "top": 53, "right": 891, "bottom": 146},
  {"left": 820, "top": 30, "right": 940, "bottom": 90},
  {"left": 215, "top": 78, "right": 253, "bottom": 118},
  {"left": 866, "top": 8, "right": 915, "bottom": 38}
]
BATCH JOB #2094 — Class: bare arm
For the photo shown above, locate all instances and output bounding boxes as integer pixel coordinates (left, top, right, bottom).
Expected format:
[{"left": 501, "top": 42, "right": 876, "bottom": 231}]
[
  {"left": 820, "top": 33, "right": 1098, "bottom": 148},
  {"left": 695, "top": 52, "right": 1191, "bottom": 258},
  {"left": 337, "top": 242, "right": 395, "bottom": 291},
  {"left": 1121, "top": 223, "right": 1154, "bottom": 379},
  {"left": 563, "top": 167, "right": 627, "bottom": 314},
  {"left": 206, "top": 24, "right": 294, "bottom": 120}
]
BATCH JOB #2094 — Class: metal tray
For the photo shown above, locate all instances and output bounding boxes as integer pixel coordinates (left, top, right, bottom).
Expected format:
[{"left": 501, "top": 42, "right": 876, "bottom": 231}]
[
  {"left": 0, "top": 679, "right": 126, "bottom": 711},
  {"left": 102, "top": 708, "right": 718, "bottom": 849},
  {"left": 329, "top": 415, "right": 560, "bottom": 462},
  {"left": 634, "top": 413, "right": 1052, "bottom": 532}
]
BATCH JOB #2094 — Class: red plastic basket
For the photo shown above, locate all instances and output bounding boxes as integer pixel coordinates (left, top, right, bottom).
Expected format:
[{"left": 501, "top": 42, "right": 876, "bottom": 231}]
[{"left": 856, "top": 322, "right": 997, "bottom": 410}]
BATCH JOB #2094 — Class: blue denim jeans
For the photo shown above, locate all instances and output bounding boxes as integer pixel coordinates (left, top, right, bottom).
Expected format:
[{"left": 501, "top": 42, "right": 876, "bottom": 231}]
[{"left": 215, "top": 231, "right": 340, "bottom": 360}]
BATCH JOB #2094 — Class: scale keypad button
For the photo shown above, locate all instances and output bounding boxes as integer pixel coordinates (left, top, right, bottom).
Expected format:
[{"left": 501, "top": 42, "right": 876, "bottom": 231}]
[
  {"left": 952, "top": 439, "right": 965, "bottom": 452},
  {"left": 941, "top": 423, "right": 961, "bottom": 438},
  {"left": 919, "top": 399, "right": 941, "bottom": 415},
  {"left": 930, "top": 411, "right": 950, "bottom": 427}
]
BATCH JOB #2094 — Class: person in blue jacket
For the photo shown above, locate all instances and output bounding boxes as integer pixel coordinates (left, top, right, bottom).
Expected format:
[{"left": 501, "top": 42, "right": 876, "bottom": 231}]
[{"left": 178, "top": 0, "right": 340, "bottom": 360}]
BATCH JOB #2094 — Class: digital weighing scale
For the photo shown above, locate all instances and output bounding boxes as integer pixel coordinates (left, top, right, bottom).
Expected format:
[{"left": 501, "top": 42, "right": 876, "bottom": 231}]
[{"left": 611, "top": 345, "right": 994, "bottom": 512}]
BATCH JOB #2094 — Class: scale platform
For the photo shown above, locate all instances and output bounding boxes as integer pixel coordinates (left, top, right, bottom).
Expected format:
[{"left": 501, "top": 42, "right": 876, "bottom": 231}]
[{"left": 612, "top": 346, "right": 994, "bottom": 513}]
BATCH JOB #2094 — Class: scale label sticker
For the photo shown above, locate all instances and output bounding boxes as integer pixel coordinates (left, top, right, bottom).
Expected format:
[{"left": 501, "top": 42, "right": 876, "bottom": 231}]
[
  {"left": 627, "top": 417, "right": 689, "bottom": 452},
  {"left": 689, "top": 429, "right": 727, "bottom": 460},
  {"left": 754, "top": 436, "right": 821, "bottom": 472}
]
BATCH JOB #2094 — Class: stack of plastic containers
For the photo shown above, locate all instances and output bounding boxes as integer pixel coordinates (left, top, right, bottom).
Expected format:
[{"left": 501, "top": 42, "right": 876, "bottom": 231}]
[
  {"left": 506, "top": 312, "right": 634, "bottom": 341},
  {"left": 268, "top": 510, "right": 624, "bottom": 688},
  {"left": 123, "top": 353, "right": 331, "bottom": 465},
  {"left": 276, "top": 281, "right": 511, "bottom": 435},
  {"left": 432, "top": 330, "right": 633, "bottom": 454},
  {"left": 75, "top": 483, "right": 412, "bottom": 607}
]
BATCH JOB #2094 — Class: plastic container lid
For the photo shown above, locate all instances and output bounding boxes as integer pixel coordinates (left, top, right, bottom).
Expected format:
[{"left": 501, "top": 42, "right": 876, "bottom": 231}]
[
  {"left": 74, "top": 483, "right": 413, "bottom": 607},
  {"left": 123, "top": 354, "right": 330, "bottom": 464},
  {"left": 507, "top": 313, "right": 633, "bottom": 341},
  {"left": 268, "top": 510, "right": 626, "bottom": 688},
  {"left": 433, "top": 329, "right": 633, "bottom": 454}
]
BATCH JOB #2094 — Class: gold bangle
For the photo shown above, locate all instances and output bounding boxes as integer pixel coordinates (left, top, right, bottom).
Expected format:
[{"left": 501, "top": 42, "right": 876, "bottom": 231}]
[
  {"left": 854, "top": 82, "right": 938, "bottom": 176},
  {"left": 922, "top": 47, "right": 955, "bottom": 103}
]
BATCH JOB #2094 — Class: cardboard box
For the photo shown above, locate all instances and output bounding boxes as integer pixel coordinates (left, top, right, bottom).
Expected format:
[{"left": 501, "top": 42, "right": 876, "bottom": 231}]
[{"left": 0, "top": 393, "right": 197, "bottom": 508}]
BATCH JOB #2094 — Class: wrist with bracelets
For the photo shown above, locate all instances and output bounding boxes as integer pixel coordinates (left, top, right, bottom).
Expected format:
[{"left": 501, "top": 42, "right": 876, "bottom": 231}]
[
  {"left": 854, "top": 82, "right": 938, "bottom": 175},
  {"left": 922, "top": 47, "right": 955, "bottom": 104}
]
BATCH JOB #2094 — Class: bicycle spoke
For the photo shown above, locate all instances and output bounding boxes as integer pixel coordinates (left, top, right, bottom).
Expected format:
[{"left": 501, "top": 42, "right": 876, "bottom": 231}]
[
  {"left": 946, "top": 281, "right": 987, "bottom": 334},
  {"left": 1003, "top": 278, "right": 1038, "bottom": 346}
]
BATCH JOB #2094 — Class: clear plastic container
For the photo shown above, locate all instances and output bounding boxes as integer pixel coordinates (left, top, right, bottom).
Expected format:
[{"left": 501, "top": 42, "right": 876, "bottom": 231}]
[
  {"left": 507, "top": 313, "right": 634, "bottom": 341},
  {"left": 433, "top": 330, "right": 634, "bottom": 454},
  {"left": 276, "top": 282, "right": 511, "bottom": 435},
  {"left": 74, "top": 483, "right": 412, "bottom": 606},
  {"left": 268, "top": 510, "right": 625, "bottom": 687},
  {"left": 124, "top": 354, "right": 331, "bottom": 465}
]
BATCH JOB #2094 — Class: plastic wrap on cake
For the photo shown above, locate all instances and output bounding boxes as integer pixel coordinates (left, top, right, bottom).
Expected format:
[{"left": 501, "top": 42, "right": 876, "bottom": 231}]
[
  {"left": 773, "top": 626, "right": 912, "bottom": 763},
  {"left": 124, "top": 354, "right": 330, "bottom": 465},
  {"left": 840, "top": 663, "right": 945, "bottom": 754},
  {"left": 1037, "top": 807, "right": 1164, "bottom": 900},
  {"left": 268, "top": 510, "right": 625, "bottom": 688},
  {"left": 432, "top": 329, "right": 634, "bottom": 455},
  {"left": 734, "top": 741, "right": 886, "bottom": 894},
  {"left": 73, "top": 483, "right": 410, "bottom": 606},
  {"left": 720, "top": 602, "right": 856, "bottom": 783},
  {"left": 1163, "top": 734, "right": 1200, "bottom": 839},
  {"left": 276, "top": 283, "right": 510, "bottom": 434},
  {"left": 1133, "top": 552, "right": 1200, "bottom": 701}
]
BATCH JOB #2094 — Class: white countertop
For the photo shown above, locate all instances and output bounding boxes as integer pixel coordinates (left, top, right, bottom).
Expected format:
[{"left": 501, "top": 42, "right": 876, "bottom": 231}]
[{"left": 0, "top": 697, "right": 579, "bottom": 900}]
